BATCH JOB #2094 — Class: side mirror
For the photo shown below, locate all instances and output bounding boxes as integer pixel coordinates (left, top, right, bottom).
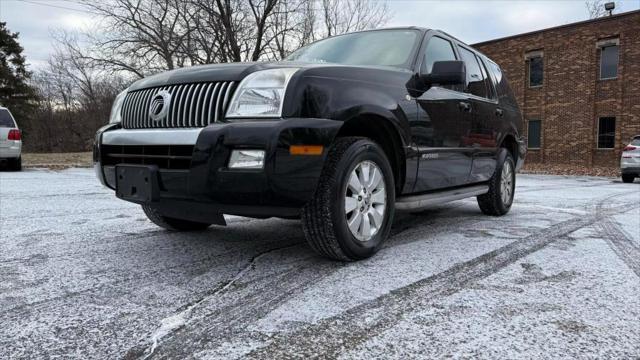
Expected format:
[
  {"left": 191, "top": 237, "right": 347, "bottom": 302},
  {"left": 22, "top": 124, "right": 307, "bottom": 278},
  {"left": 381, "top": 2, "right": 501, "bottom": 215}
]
[{"left": 421, "top": 60, "right": 466, "bottom": 88}]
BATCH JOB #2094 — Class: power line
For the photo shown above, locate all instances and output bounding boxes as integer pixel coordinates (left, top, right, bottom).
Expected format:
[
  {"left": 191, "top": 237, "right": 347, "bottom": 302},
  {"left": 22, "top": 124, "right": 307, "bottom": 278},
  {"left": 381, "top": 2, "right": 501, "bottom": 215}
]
[{"left": 12, "top": 0, "right": 97, "bottom": 14}]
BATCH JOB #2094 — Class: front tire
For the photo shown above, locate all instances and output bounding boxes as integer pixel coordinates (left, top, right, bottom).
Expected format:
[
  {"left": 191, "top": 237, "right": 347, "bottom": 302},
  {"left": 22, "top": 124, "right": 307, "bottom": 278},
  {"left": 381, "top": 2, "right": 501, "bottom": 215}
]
[
  {"left": 301, "top": 137, "right": 395, "bottom": 261},
  {"left": 142, "top": 205, "right": 211, "bottom": 231},
  {"left": 622, "top": 174, "right": 635, "bottom": 183},
  {"left": 477, "top": 148, "right": 515, "bottom": 216}
]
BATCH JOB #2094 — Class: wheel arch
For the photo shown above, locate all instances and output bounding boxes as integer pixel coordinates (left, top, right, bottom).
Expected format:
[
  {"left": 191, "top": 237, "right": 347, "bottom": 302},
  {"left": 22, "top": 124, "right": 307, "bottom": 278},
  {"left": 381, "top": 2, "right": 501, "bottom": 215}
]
[
  {"left": 334, "top": 112, "right": 407, "bottom": 193},
  {"left": 500, "top": 133, "right": 518, "bottom": 162}
]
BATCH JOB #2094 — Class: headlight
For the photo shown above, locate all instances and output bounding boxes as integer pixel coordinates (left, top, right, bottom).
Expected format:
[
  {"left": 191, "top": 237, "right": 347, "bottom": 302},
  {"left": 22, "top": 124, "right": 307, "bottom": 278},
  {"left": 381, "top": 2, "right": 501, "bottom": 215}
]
[
  {"left": 109, "top": 89, "right": 128, "bottom": 124},
  {"left": 226, "top": 68, "right": 299, "bottom": 119}
]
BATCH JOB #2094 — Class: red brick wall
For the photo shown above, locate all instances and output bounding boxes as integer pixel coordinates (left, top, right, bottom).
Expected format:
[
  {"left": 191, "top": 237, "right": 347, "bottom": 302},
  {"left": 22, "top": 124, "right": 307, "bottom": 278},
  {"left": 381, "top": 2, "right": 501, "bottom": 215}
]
[{"left": 474, "top": 11, "right": 640, "bottom": 168}]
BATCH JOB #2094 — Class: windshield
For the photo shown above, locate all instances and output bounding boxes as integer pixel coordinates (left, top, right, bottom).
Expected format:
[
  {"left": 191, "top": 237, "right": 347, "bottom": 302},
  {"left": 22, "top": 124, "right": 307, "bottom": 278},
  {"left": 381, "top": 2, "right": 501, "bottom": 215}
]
[
  {"left": 286, "top": 29, "right": 420, "bottom": 69},
  {"left": 631, "top": 138, "right": 640, "bottom": 146},
  {"left": 0, "top": 109, "right": 16, "bottom": 127}
]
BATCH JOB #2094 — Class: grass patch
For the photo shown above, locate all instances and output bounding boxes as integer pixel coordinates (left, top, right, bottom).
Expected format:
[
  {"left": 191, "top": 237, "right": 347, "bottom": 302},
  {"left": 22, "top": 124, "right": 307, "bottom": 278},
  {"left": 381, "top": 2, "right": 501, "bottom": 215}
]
[{"left": 23, "top": 152, "right": 92, "bottom": 170}]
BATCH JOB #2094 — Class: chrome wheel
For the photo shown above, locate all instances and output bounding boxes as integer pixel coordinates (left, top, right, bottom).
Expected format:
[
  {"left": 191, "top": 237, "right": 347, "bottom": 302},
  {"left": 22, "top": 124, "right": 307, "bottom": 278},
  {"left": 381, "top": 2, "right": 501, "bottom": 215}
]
[
  {"left": 500, "top": 160, "right": 514, "bottom": 205},
  {"left": 344, "top": 160, "right": 387, "bottom": 242}
]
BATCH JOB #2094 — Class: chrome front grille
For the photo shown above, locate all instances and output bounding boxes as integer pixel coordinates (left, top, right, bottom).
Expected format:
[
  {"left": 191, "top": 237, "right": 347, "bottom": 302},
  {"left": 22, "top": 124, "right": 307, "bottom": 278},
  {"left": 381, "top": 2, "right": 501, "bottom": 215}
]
[{"left": 121, "top": 81, "right": 236, "bottom": 129}]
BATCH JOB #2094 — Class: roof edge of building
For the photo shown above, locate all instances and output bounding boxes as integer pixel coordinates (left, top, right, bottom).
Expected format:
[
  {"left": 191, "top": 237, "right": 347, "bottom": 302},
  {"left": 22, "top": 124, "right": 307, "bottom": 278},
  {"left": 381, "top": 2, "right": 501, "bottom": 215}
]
[{"left": 472, "top": 9, "right": 640, "bottom": 47}]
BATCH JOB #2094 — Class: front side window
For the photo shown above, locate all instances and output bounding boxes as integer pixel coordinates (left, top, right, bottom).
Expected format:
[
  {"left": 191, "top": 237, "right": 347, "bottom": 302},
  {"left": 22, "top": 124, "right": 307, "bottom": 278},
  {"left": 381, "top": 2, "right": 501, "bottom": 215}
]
[
  {"left": 0, "top": 109, "right": 16, "bottom": 127},
  {"left": 527, "top": 120, "right": 541, "bottom": 149},
  {"left": 422, "top": 36, "right": 457, "bottom": 73},
  {"left": 597, "top": 117, "right": 616, "bottom": 149},
  {"left": 600, "top": 45, "right": 619, "bottom": 79},
  {"left": 458, "top": 47, "right": 488, "bottom": 98},
  {"left": 286, "top": 30, "right": 420, "bottom": 69},
  {"left": 528, "top": 56, "right": 543, "bottom": 87}
]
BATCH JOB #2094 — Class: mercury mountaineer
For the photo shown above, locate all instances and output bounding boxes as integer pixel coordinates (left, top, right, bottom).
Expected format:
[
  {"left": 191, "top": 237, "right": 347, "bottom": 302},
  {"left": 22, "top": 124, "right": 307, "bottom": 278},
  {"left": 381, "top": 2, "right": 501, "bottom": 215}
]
[{"left": 94, "top": 28, "right": 526, "bottom": 261}]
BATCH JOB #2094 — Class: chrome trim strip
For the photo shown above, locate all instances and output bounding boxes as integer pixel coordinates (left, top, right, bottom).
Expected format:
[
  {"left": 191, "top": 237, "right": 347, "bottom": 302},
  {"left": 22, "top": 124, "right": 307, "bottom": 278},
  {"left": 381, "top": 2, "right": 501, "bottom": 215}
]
[
  {"left": 102, "top": 128, "right": 203, "bottom": 146},
  {"left": 395, "top": 185, "right": 489, "bottom": 211}
]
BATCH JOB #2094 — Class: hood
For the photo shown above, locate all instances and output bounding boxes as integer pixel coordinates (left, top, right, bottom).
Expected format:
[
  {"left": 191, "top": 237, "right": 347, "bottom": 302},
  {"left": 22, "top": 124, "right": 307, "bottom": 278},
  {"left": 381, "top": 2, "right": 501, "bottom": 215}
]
[{"left": 127, "top": 61, "right": 411, "bottom": 91}]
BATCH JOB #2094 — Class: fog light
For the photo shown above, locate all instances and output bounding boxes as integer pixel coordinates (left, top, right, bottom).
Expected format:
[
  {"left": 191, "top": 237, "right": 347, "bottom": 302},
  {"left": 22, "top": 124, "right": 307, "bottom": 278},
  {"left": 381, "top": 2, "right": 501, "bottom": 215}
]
[{"left": 228, "top": 149, "right": 265, "bottom": 169}]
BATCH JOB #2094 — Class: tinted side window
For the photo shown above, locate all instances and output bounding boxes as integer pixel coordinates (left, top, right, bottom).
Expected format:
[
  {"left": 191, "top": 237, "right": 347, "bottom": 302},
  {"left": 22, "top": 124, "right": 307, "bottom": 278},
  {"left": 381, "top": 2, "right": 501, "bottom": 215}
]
[
  {"left": 458, "top": 47, "right": 488, "bottom": 98},
  {"left": 477, "top": 56, "right": 496, "bottom": 100},
  {"left": 0, "top": 109, "right": 16, "bottom": 127},
  {"left": 487, "top": 60, "right": 517, "bottom": 108},
  {"left": 423, "top": 36, "right": 457, "bottom": 73}
]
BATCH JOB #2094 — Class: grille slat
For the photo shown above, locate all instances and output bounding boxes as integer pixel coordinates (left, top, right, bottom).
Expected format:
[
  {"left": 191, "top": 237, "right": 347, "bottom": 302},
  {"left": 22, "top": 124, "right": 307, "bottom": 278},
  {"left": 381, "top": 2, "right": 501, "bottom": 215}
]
[
  {"left": 214, "top": 82, "right": 228, "bottom": 123},
  {"left": 121, "top": 81, "right": 236, "bottom": 129},
  {"left": 208, "top": 83, "right": 221, "bottom": 124},
  {"left": 199, "top": 83, "right": 213, "bottom": 125},
  {"left": 188, "top": 83, "right": 202, "bottom": 127}
]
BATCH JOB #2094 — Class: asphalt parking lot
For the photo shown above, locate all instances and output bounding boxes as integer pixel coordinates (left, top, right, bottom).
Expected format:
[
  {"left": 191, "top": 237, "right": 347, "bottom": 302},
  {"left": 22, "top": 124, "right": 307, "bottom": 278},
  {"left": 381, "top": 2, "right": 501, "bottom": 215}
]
[{"left": 1, "top": 169, "right": 639, "bottom": 359}]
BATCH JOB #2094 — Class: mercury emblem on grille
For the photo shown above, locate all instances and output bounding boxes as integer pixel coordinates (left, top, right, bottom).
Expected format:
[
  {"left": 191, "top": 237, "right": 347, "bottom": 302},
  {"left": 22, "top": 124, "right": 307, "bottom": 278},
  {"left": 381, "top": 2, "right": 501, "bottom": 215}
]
[{"left": 149, "top": 90, "right": 172, "bottom": 122}]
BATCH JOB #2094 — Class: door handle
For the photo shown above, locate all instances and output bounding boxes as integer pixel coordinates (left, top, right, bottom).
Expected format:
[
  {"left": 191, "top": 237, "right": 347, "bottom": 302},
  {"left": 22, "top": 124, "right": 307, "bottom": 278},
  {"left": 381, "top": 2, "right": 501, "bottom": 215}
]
[
  {"left": 495, "top": 108, "right": 504, "bottom": 117},
  {"left": 458, "top": 101, "right": 471, "bottom": 112}
]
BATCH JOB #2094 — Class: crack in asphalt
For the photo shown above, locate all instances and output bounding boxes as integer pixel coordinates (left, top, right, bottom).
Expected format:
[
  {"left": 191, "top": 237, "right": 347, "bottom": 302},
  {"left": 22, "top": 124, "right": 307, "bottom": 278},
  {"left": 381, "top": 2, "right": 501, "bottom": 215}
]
[
  {"left": 243, "top": 194, "right": 635, "bottom": 359},
  {"left": 138, "top": 242, "right": 303, "bottom": 359}
]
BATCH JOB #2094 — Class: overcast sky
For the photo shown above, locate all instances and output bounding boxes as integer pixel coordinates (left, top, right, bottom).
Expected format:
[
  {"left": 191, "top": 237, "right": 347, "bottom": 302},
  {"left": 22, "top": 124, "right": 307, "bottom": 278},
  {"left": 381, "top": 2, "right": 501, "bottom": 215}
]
[{"left": 1, "top": 0, "right": 639, "bottom": 70}]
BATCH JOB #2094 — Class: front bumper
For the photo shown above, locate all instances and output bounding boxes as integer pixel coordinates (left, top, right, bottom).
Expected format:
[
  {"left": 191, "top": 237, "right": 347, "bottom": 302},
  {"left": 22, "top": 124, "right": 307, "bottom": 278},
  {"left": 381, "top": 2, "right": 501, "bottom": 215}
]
[{"left": 95, "top": 118, "right": 342, "bottom": 218}]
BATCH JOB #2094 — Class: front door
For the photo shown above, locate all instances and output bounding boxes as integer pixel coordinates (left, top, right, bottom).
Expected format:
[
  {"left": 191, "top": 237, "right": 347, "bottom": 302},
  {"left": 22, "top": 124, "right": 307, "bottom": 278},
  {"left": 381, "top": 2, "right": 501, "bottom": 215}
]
[{"left": 411, "top": 35, "right": 472, "bottom": 192}]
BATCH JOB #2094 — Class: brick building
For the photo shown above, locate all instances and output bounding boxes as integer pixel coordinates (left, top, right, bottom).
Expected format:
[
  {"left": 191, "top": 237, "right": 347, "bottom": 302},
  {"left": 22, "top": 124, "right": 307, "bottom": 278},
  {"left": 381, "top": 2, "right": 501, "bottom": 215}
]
[{"left": 473, "top": 10, "right": 640, "bottom": 169}]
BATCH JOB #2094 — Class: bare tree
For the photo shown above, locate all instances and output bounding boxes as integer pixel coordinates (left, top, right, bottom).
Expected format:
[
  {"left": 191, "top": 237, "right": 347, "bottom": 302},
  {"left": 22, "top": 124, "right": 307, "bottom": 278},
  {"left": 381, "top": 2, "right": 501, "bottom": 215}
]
[
  {"left": 79, "top": 0, "right": 198, "bottom": 78},
  {"left": 321, "top": 0, "right": 390, "bottom": 37}
]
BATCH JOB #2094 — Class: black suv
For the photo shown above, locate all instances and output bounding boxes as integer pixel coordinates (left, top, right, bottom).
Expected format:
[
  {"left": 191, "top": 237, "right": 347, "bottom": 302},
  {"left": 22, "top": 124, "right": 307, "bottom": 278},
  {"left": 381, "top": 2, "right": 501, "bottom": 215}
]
[{"left": 95, "top": 28, "right": 526, "bottom": 261}]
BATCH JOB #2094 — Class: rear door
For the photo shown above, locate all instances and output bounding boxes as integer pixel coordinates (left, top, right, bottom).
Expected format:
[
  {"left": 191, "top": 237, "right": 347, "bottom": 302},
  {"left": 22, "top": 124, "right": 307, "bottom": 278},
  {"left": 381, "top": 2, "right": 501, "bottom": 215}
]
[
  {"left": 412, "top": 34, "right": 472, "bottom": 191},
  {"left": 0, "top": 109, "right": 17, "bottom": 148}
]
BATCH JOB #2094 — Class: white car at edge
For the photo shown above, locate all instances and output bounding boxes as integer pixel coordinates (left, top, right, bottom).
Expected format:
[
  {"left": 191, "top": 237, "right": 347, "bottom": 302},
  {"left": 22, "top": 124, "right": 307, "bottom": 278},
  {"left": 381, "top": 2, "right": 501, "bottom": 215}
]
[
  {"left": 0, "top": 106, "right": 22, "bottom": 171},
  {"left": 621, "top": 135, "right": 640, "bottom": 183}
]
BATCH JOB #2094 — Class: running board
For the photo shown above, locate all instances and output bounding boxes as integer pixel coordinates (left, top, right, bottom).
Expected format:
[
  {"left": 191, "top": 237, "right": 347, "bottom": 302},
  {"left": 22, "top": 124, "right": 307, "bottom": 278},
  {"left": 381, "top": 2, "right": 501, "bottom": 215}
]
[{"left": 395, "top": 184, "right": 489, "bottom": 211}]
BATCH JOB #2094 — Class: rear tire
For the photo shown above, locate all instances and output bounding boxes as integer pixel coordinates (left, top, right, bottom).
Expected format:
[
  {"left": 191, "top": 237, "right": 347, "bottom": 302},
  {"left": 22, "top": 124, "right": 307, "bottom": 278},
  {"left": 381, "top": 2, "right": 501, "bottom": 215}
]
[
  {"left": 9, "top": 157, "right": 21, "bottom": 171},
  {"left": 142, "top": 205, "right": 211, "bottom": 231},
  {"left": 301, "top": 137, "right": 395, "bottom": 261},
  {"left": 477, "top": 148, "right": 515, "bottom": 216},
  {"left": 622, "top": 174, "right": 635, "bottom": 183}
]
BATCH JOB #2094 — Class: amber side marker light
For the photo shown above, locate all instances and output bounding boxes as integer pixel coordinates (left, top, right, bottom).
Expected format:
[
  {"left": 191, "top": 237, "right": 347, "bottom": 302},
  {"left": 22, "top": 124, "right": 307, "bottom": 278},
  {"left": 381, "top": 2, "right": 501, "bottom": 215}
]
[{"left": 290, "top": 145, "right": 323, "bottom": 155}]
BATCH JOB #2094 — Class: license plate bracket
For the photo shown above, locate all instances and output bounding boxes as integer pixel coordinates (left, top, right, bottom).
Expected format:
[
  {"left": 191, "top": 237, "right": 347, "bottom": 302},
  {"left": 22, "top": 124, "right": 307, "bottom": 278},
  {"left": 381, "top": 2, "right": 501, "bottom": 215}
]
[{"left": 115, "top": 165, "right": 160, "bottom": 203}]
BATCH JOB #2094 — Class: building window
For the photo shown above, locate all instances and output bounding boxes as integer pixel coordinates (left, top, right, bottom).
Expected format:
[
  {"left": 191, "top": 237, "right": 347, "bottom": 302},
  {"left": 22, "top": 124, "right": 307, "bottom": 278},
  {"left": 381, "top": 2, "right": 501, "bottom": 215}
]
[
  {"left": 597, "top": 117, "right": 616, "bottom": 149},
  {"left": 528, "top": 120, "right": 541, "bottom": 149},
  {"left": 528, "top": 56, "right": 543, "bottom": 87},
  {"left": 600, "top": 45, "right": 618, "bottom": 79}
]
